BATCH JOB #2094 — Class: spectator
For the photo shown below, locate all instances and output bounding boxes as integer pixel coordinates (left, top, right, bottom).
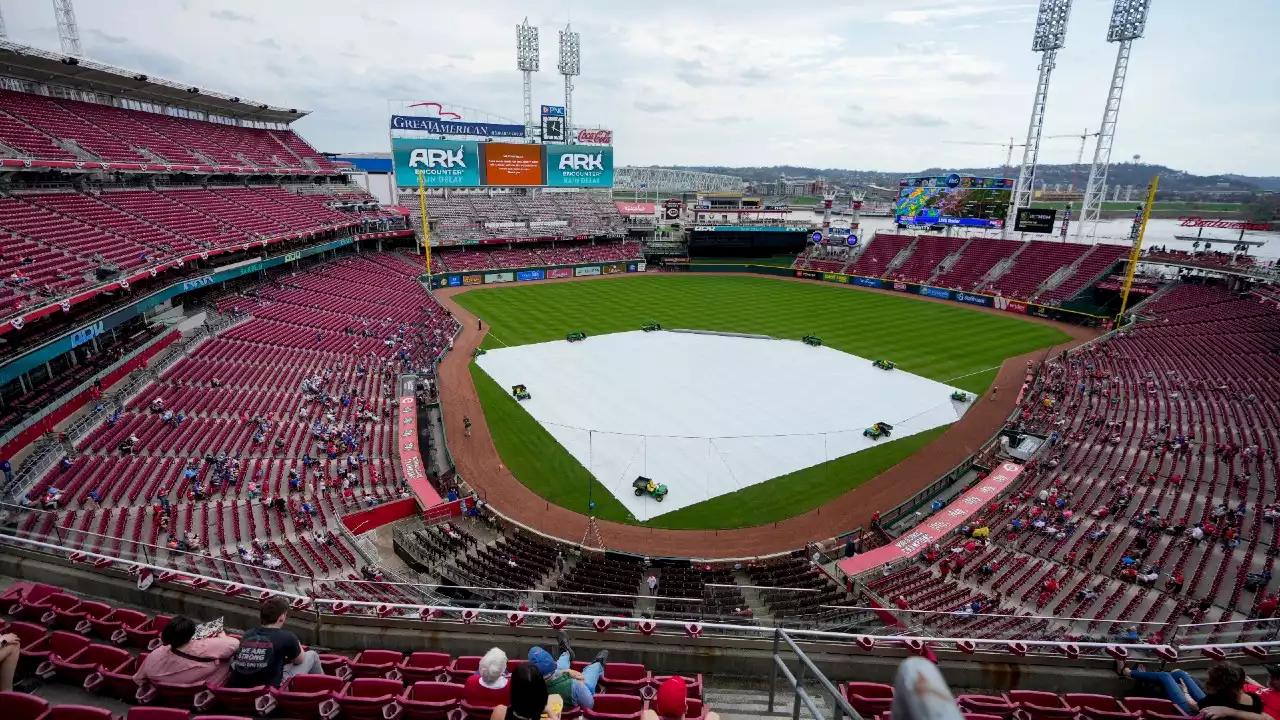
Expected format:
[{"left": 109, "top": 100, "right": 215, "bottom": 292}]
[
  {"left": 228, "top": 596, "right": 323, "bottom": 688},
  {"left": 492, "top": 662, "right": 555, "bottom": 720},
  {"left": 465, "top": 647, "right": 511, "bottom": 708},
  {"left": 653, "top": 675, "right": 723, "bottom": 720},
  {"left": 1119, "top": 660, "right": 1269, "bottom": 718},
  {"left": 1245, "top": 665, "right": 1280, "bottom": 720},
  {"left": 0, "top": 631, "right": 20, "bottom": 692},
  {"left": 528, "top": 631, "right": 607, "bottom": 710},
  {"left": 134, "top": 616, "right": 240, "bottom": 686}
]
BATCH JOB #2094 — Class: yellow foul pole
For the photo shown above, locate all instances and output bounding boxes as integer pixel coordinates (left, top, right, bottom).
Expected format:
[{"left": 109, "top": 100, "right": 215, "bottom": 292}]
[
  {"left": 1116, "top": 174, "right": 1159, "bottom": 323},
  {"left": 416, "top": 169, "right": 433, "bottom": 285}
]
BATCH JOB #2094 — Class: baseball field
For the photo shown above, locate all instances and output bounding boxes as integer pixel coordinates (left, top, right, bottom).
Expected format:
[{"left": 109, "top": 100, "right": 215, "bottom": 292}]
[{"left": 454, "top": 274, "right": 1070, "bottom": 530}]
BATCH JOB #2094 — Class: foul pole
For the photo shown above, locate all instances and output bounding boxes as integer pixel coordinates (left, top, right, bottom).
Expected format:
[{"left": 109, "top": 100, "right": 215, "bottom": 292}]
[
  {"left": 416, "top": 170, "right": 433, "bottom": 284},
  {"left": 1116, "top": 175, "right": 1158, "bottom": 321}
]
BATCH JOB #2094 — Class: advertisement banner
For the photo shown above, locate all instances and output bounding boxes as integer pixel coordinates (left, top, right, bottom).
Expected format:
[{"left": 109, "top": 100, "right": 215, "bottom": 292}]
[
  {"left": 574, "top": 265, "right": 602, "bottom": 277},
  {"left": 391, "top": 115, "right": 524, "bottom": 137},
  {"left": 823, "top": 273, "right": 850, "bottom": 284},
  {"left": 636, "top": 261, "right": 647, "bottom": 272},
  {"left": 853, "top": 277, "right": 882, "bottom": 288},
  {"left": 1029, "top": 305, "right": 1051, "bottom": 319},
  {"left": 837, "top": 462, "right": 1024, "bottom": 578},
  {"left": 954, "top": 292, "right": 991, "bottom": 307},
  {"left": 516, "top": 269, "right": 545, "bottom": 282},
  {"left": 447, "top": 275, "right": 463, "bottom": 287},
  {"left": 397, "top": 385, "right": 443, "bottom": 510},
  {"left": 576, "top": 129, "right": 613, "bottom": 145},
  {"left": 795, "top": 270, "right": 820, "bottom": 280},
  {"left": 993, "top": 296, "right": 1028, "bottom": 315},
  {"left": 615, "top": 202, "right": 655, "bottom": 215},
  {"left": 481, "top": 143, "right": 544, "bottom": 186},
  {"left": 546, "top": 144, "right": 615, "bottom": 188},
  {"left": 550, "top": 268, "right": 574, "bottom": 279},
  {"left": 484, "top": 272, "right": 515, "bottom": 284},
  {"left": 392, "top": 137, "right": 481, "bottom": 187},
  {"left": 919, "top": 286, "right": 952, "bottom": 300},
  {"left": 890, "top": 281, "right": 918, "bottom": 293},
  {"left": 462, "top": 274, "right": 483, "bottom": 286},
  {"left": 602, "top": 264, "right": 624, "bottom": 275},
  {"left": 1014, "top": 208, "right": 1057, "bottom": 233}
]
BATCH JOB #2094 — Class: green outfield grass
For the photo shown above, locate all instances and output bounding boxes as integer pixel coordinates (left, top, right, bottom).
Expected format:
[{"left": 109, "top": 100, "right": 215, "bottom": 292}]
[{"left": 456, "top": 275, "right": 1070, "bottom": 529}]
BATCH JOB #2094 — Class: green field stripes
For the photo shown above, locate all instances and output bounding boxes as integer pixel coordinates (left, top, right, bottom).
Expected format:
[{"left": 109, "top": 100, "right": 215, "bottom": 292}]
[{"left": 456, "top": 275, "right": 1070, "bottom": 529}]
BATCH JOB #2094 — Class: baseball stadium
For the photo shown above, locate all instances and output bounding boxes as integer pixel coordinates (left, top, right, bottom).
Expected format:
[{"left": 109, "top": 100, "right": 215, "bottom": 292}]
[{"left": 1, "top": 2, "right": 1280, "bottom": 720}]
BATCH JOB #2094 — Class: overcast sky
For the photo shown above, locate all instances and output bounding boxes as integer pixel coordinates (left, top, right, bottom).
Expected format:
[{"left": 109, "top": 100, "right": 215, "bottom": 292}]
[{"left": 3, "top": 0, "right": 1275, "bottom": 175}]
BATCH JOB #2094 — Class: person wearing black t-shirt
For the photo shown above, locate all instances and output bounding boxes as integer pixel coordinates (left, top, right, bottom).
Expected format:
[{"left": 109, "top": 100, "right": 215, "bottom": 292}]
[{"left": 228, "top": 596, "right": 323, "bottom": 688}]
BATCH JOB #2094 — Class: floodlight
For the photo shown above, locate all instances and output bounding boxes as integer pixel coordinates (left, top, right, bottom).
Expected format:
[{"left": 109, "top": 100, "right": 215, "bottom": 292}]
[
  {"left": 1107, "top": 0, "right": 1152, "bottom": 41},
  {"left": 516, "top": 18, "right": 540, "bottom": 72},
  {"left": 1031, "top": 0, "right": 1073, "bottom": 52},
  {"left": 558, "top": 24, "right": 580, "bottom": 77}
]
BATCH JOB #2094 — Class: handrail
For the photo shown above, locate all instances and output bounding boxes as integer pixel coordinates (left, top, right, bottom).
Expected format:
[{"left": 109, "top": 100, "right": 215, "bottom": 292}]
[
  {"left": 769, "top": 628, "right": 861, "bottom": 720},
  {"left": 0, "top": 531, "right": 1195, "bottom": 657}
]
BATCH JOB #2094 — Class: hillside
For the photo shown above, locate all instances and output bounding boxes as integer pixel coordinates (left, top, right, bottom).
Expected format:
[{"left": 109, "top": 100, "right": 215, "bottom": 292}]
[{"left": 658, "top": 163, "right": 1275, "bottom": 196}]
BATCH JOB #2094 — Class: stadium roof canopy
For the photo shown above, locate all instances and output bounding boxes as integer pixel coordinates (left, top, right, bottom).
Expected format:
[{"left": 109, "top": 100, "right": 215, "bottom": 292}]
[{"left": 0, "top": 40, "right": 307, "bottom": 124}]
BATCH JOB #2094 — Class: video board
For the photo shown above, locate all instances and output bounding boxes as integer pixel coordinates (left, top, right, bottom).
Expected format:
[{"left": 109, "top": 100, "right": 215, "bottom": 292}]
[
  {"left": 392, "top": 138, "right": 613, "bottom": 189},
  {"left": 895, "top": 174, "right": 1013, "bottom": 228}
]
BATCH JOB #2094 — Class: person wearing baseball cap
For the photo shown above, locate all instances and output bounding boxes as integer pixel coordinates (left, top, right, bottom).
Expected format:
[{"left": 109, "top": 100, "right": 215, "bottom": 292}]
[
  {"left": 1244, "top": 665, "right": 1280, "bottom": 720},
  {"left": 528, "top": 630, "right": 607, "bottom": 711},
  {"left": 650, "top": 676, "right": 723, "bottom": 720}
]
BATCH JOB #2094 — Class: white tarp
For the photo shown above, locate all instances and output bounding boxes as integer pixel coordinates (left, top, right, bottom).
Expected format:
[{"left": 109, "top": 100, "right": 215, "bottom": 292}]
[{"left": 476, "top": 331, "right": 968, "bottom": 521}]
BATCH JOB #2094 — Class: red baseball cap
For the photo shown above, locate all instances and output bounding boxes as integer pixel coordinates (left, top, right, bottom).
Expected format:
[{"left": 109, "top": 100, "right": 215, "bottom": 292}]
[{"left": 655, "top": 676, "right": 688, "bottom": 718}]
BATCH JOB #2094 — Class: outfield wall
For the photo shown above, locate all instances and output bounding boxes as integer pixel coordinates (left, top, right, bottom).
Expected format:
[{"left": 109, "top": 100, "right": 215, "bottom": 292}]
[
  {"left": 424, "top": 256, "right": 1107, "bottom": 327},
  {"left": 429, "top": 260, "right": 647, "bottom": 289},
  {"left": 685, "top": 264, "right": 1110, "bottom": 327}
]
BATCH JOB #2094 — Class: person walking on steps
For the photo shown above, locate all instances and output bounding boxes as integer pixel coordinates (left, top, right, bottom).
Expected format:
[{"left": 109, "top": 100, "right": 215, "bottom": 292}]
[{"left": 464, "top": 416, "right": 472, "bottom": 437}]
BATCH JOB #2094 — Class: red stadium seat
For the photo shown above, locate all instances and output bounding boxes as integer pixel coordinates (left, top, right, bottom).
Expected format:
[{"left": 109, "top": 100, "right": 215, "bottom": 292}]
[
  {"left": 399, "top": 682, "right": 463, "bottom": 720},
  {"left": 844, "top": 682, "right": 894, "bottom": 716},
  {"left": 0, "top": 690, "right": 50, "bottom": 720},
  {"left": 271, "top": 674, "right": 345, "bottom": 720},
  {"left": 584, "top": 694, "right": 644, "bottom": 720},
  {"left": 336, "top": 678, "right": 405, "bottom": 720}
]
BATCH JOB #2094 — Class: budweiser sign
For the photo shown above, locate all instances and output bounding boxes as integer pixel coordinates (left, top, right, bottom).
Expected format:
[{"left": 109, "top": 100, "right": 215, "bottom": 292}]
[
  {"left": 1178, "top": 216, "right": 1274, "bottom": 232},
  {"left": 576, "top": 129, "right": 613, "bottom": 145}
]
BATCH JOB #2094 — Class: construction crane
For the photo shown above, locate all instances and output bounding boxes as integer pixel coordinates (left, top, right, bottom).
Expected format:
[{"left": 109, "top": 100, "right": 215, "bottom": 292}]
[{"left": 943, "top": 133, "right": 1095, "bottom": 180}]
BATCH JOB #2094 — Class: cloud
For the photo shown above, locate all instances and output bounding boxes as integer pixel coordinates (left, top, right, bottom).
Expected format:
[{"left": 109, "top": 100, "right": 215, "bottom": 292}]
[
  {"left": 209, "top": 9, "right": 253, "bottom": 22},
  {"left": 255, "top": 38, "right": 281, "bottom": 50},
  {"left": 634, "top": 100, "right": 681, "bottom": 113},
  {"left": 739, "top": 67, "right": 770, "bottom": 85},
  {"left": 673, "top": 58, "right": 716, "bottom": 87},
  {"left": 838, "top": 105, "right": 949, "bottom": 129},
  {"left": 885, "top": 3, "right": 1031, "bottom": 25},
  {"left": 85, "top": 29, "right": 129, "bottom": 45},
  {"left": 946, "top": 70, "right": 999, "bottom": 84}
]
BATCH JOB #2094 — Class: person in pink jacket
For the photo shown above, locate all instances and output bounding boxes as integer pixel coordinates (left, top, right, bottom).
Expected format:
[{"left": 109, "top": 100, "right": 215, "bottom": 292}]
[{"left": 134, "top": 616, "right": 240, "bottom": 687}]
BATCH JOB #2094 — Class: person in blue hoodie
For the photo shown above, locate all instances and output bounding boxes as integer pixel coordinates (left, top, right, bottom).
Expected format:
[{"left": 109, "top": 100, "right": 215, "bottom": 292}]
[{"left": 527, "top": 631, "right": 607, "bottom": 711}]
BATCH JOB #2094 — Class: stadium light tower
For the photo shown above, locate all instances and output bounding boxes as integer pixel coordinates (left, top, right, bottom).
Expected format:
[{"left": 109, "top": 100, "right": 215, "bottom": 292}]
[
  {"left": 52, "top": 0, "right": 83, "bottom": 56},
  {"left": 1007, "top": 0, "right": 1073, "bottom": 236},
  {"left": 558, "top": 23, "right": 581, "bottom": 137},
  {"left": 0, "top": 5, "right": 8, "bottom": 41},
  {"left": 516, "top": 18, "right": 540, "bottom": 141},
  {"left": 1077, "top": 0, "right": 1153, "bottom": 241}
]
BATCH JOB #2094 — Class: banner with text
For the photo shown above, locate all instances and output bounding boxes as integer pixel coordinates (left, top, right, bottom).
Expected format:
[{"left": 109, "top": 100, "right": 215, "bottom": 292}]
[
  {"left": 545, "top": 144, "right": 615, "bottom": 188},
  {"left": 837, "top": 462, "right": 1024, "bottom": 578},
  {"left": 397, "top": 375, "right": 443, "bottom": 511},
  {"left": 392, "top": 137, "right": 481, "bottom": 188}
]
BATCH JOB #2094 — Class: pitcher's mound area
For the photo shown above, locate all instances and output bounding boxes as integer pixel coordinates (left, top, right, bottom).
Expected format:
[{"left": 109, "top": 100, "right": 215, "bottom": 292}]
[{"left": 475, "top": 331, "right": 970, "bottom": 521}]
